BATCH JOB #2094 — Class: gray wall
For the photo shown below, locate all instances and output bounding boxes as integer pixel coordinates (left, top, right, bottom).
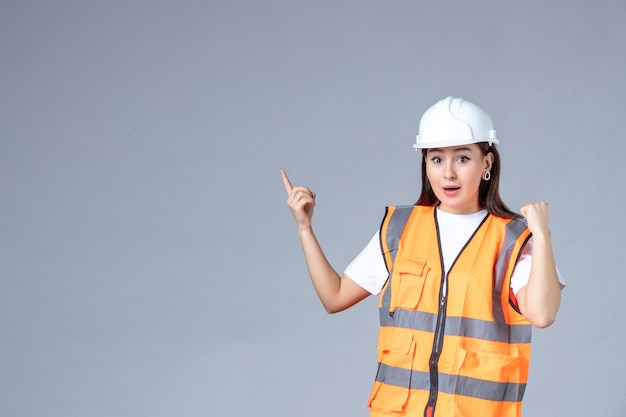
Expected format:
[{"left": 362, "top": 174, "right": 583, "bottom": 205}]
[{"left": 1, "top": 1, "right": 624, "bottom": 416}]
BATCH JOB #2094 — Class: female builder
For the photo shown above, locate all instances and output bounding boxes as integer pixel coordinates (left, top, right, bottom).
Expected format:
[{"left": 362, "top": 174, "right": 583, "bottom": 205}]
[{"left": 281, "top": 96, "right": 565, "bottom": 417}]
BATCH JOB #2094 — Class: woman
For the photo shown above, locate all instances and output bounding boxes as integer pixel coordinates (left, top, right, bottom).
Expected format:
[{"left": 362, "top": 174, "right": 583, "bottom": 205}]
[{"left": 281, "top": 96, "right": 565, "bottom": 417}]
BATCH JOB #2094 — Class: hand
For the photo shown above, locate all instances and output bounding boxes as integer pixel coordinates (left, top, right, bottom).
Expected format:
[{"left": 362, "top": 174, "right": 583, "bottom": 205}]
[
  {"left": 520, "top": 201, "right": 551, "bottom": 237},
  {"left": 281, "top": 169, "right": 316, "bottom": 230}
]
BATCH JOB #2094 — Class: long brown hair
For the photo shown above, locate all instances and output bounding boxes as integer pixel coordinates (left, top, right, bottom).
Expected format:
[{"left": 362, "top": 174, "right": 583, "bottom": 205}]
[{"left": 415, "top": 142, "right": 520, "bottom": 219}]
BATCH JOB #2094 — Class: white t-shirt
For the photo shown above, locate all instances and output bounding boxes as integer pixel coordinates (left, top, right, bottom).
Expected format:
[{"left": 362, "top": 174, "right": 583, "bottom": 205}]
[{"left": 344, "top": 208, "right": 565, "bottom": 296}]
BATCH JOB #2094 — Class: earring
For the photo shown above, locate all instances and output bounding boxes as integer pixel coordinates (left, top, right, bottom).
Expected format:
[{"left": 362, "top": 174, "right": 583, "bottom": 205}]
[{"left": 483, "top": 171, "right": 491, "bottom": 181}]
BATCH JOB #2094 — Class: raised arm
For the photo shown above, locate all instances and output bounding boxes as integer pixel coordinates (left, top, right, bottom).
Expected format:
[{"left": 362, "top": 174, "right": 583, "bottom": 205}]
[
  {"left": 281, "top": 169, "right": 370, "bottom": 313},
  {"left": 516, "top": 201, "right": 563, "bottom": 328}
]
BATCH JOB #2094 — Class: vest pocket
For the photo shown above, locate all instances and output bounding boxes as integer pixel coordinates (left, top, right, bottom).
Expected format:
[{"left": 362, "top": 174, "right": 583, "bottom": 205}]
[
  {"left": 390, "top": 257, "right": 429, "bottom": 312},
  {"left": 368, "top": 328, "right": 416, "bottom": 412},
  {"left": 452, "top": 344, "right": 522, "bottom": 416},
  {"left": 456, "top": 346, "right": 518, "bottom": 383}
]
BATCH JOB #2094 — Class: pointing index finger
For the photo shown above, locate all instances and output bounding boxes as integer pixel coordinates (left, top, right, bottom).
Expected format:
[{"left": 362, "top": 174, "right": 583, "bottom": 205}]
[{"left": 280, "top": 168, "right": 293, "bottom": 194}]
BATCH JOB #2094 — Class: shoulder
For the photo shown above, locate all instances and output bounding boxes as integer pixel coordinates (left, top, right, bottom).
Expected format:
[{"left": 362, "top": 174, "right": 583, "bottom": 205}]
[
  {"left": 384, "top": 204, "right": 434, "bottom": 217},
  {"left": 488, "top": 213, "right": 528, "bottom": 230},
  {"left": 382, "top": 204, "right": 434, "bottom": 229}
]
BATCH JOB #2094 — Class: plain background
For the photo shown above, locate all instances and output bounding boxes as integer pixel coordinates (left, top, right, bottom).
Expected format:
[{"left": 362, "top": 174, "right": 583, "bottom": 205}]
[{"left": 2, "top": 1, "right": 625, "bottom": 416}]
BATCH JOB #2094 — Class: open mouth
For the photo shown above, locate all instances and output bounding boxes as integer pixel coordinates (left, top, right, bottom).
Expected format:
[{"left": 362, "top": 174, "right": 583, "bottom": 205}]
[{"left": 442, "top": 186, "right": 460, "bottom": 196}]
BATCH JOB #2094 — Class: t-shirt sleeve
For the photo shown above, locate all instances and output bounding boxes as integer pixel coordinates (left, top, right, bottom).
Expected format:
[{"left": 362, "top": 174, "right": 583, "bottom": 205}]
[
  {"left": 510, "top": 236, "right": 567, "bottom": 296},
  {"left": 344, "top": 231, "right": 390, "bottom": 295}
]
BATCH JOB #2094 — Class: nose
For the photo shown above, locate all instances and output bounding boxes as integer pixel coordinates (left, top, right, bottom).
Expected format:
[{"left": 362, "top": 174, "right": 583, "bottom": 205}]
[{"left": 444, "top": 160, "right": 456, "bottom": 179}]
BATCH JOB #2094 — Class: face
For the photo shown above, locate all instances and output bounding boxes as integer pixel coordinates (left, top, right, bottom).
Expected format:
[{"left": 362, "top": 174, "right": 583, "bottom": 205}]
[{"left": 424, "top": 144, "right": 493, "bottom": 214}]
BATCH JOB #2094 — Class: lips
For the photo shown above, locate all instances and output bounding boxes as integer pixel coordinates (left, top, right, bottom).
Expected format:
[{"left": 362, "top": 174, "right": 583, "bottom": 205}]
[{"left": 442, "top": 186, "right": 460, "bottom": 196}]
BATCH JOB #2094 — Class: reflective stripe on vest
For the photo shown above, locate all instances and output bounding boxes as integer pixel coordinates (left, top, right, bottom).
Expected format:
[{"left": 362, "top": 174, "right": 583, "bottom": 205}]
[{"left": 368, "top": 205, "right": 532, "bottom": 417}]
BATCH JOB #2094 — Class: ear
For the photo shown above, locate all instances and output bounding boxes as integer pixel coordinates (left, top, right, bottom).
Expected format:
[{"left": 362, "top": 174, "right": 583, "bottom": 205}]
[{"left": 484, "top": 152, "right": 494, "bottom": 171}]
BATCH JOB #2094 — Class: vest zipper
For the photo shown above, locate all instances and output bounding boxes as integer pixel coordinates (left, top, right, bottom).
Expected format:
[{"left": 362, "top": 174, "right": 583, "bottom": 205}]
[
  {"left": 424, "top": 213, "right": 449, "bottom": 417},
  {"left": 424, "top": 211, "right": 490, "bottom": 417},
  {"left": 424, "top": 270, "right": 448, "bottom": 417}
]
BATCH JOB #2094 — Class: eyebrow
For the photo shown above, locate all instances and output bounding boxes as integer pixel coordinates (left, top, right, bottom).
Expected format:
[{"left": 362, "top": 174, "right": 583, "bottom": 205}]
[{"left": 428, "top": 146, "right": 474, "bottom": 153}]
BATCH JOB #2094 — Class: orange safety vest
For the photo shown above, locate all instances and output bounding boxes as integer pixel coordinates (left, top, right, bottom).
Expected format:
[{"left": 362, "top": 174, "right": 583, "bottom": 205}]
[{"left": 367, "top": 205, "right": 532, "bottom": 417}]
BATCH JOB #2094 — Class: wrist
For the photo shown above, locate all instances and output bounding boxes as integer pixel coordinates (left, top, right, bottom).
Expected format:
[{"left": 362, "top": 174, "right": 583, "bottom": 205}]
[
  {"left": 298, "top": 224, "right": 314, "bottom": 236},
  {"left": 531, "top": 229, "right": 551, "bottom": 242}
]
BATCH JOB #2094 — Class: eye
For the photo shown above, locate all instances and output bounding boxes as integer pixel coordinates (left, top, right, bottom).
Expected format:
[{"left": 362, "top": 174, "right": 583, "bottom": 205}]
[
  {"left": 430, "top": 156, "right": 442, "bottom": 164},
  {"left": 457, "top": 156, "right": 470, "bottom": 163}
]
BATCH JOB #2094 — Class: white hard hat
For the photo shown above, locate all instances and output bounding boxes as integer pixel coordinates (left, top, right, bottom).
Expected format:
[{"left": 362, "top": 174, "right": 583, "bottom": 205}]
[{"left": 413, "top": 96, "right": 499, "bottom": 150}]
